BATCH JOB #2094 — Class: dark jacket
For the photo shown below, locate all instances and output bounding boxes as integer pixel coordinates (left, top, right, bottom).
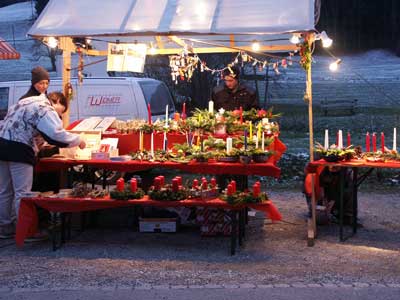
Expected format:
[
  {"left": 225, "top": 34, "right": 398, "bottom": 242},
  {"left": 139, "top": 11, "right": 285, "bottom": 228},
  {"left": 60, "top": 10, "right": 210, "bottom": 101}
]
[{"left": 211, "top": 83, "right": 258, "bottom": 111}]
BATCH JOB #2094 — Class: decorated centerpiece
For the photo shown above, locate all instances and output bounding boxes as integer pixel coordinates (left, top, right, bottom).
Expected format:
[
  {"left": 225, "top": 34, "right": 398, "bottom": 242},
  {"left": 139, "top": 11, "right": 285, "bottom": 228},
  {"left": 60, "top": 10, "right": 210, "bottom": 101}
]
[
  {"left": 110, "top": 177, "right": 145, "bottom": 200},
  {"left": 148, "top": 176, "right": 188, "bottom": 201}
]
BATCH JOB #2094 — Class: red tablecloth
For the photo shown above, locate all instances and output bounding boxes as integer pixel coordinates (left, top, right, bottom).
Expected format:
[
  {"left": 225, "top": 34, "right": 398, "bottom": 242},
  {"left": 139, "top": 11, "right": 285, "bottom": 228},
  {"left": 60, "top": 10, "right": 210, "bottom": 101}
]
[
  {"left": 16, "top": 196, "right": 282, "bottom": 247},
  {"left": 35, "top": 159, "right": 281, "bottom": 177}
]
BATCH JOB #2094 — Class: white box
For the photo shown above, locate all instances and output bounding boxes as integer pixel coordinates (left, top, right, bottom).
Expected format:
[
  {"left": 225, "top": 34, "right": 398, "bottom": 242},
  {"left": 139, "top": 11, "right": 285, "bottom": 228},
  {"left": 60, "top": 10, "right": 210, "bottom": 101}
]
[{"left": 139, "top": 218, "right": 177, "bottom": 233}]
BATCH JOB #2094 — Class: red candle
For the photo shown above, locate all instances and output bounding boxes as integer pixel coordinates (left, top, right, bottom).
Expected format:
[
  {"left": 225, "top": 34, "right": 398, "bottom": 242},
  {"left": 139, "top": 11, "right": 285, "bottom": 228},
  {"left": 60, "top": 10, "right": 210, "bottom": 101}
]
[
  {"left": 176, "top": 176, "right": 182, "bottom": 186},
  {"left": 210, "top": 177, "right": 216, "bottom": 188},
  {"left": 116, "top": 178, "right": 125, "bottom": 192},
  {"left": 182, "top": 102, "right": 186, "bottom": 120},
  {"left": 193, "top": 179, "right": 199, "bottom": 189},
  {"left": 172, "top": 178, "right": 179, "bottom": 192},
  {"left": 202, "top": 180, "right": 208, "bottom": 190},
  {"left": 366, "top": 132, "right": 370, "bottom": 152},
  {"left": 347, "top": 132, "right": 351, "bottom": 147},
  {"left": 158, "top": 175, "right": 165, "bottom": 187},
  {"left": 227, "top": 184, "right": 233, "bottom": 196},
  {"left": 372, "top": 133, "right": 377, "bottom": 152},
  {"left": 252, "top": 183, "right": 260, "bottom": 197},
  {"left": 239, "top": 106, "right": 243, "bottom": 124},
  {"left": 230, "top": 180, "right": 236, "bottom": 193},
  {"left": 153, "top": 177, "right": 161, "bottom": 190},
  {"left": 130, "top": 178, "right": 137, "bottom": 192},
  {"left": 381, "top": 132, "right": 385, "bottom": 153},
  {"left": 147, "top": 103, "right": 152, "bottom": 125}
]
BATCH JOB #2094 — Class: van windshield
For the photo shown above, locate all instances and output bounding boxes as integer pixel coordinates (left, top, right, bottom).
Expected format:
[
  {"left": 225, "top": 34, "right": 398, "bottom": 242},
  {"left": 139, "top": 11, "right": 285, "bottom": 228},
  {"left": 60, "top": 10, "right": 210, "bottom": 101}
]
[{"left": 137, "top": 81, "right": 174, "bottom": 116}]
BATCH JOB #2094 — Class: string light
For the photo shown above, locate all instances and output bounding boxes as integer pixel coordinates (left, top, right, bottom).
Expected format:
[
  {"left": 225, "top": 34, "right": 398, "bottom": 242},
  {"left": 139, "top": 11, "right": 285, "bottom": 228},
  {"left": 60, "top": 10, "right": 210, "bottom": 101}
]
[
  {"left": 46, "top": 36, "right": 58, "bottom": 48},
  {"left": 329, "top": 59, "right": 341, "bottom": 72},
  {"left": 251, "top": 40, "right": 261, "bottom": 51},
  {"left": 290, "top": 33, "right": 301, "bottom": 44},
  {"left": 316, "top": 31, "right": 333, "bottom": 48}
]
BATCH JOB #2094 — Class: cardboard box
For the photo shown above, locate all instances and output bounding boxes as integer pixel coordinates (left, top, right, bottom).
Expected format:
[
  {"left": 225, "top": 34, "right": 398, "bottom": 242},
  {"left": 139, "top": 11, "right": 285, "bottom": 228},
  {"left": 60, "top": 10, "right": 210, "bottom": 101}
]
[{"left": 139, "top": 218, "right": 177, "bottom": 233}]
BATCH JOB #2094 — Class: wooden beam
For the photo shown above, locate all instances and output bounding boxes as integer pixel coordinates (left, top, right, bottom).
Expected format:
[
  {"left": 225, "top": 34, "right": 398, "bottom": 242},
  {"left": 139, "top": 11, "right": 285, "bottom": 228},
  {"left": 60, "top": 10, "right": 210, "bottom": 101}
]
[{"left": 155, "top": 36, "right": 164, "bottom": 49}]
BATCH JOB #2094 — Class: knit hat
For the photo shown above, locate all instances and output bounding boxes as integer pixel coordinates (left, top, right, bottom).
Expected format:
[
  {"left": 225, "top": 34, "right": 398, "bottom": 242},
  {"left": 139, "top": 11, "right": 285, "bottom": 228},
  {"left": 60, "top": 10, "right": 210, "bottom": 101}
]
[{"left": 31, "top": 66, "right": 50, "bottom": 85}]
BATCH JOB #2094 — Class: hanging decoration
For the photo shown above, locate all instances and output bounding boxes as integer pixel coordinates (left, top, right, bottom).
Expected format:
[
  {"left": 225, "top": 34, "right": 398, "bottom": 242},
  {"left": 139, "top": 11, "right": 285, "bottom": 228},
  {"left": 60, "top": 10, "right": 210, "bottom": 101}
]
[
  {"left": 64, "top": 82, "right": 74, "bottom": 102},
  {"left": 77, "top": 47, "right": 84, "bottom": 85},
  {"left": 299, "top": 40, "right": 312, "bottom": 72}
]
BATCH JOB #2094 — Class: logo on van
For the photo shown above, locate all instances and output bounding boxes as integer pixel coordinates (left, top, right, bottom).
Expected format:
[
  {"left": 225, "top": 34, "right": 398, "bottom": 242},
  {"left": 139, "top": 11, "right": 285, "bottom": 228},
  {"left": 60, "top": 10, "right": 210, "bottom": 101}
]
[{"left": 88, "top": 95, "right": 121, "bottom": 106}]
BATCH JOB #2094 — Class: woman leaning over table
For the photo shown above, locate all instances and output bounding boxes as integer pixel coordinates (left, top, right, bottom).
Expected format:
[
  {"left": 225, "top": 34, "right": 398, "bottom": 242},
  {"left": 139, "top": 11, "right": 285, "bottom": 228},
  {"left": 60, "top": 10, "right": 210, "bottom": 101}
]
[{"left": 0, "top": 94, "right": 86, "bottom": 239}]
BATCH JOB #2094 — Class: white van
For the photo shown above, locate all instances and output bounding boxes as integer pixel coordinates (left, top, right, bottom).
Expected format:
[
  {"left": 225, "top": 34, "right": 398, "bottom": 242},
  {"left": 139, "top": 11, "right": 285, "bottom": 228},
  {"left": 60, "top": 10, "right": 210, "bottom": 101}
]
[{"left": 0, "top": 77, "right": 175, "bottom": 121}]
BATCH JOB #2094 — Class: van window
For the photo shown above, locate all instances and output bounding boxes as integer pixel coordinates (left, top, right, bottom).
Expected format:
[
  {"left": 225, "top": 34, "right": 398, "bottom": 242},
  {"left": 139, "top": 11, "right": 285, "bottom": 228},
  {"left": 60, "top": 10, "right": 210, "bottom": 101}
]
[
  {"left": 138, "top": 81, "right": 174, "bottom": 116},
  {"left": 0, "top": 87, "right": 9, "bottom": 120}
]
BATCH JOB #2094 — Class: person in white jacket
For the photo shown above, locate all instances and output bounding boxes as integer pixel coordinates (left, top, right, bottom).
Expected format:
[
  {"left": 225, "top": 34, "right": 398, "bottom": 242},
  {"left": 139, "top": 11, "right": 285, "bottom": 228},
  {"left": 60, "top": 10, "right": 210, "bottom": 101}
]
[{"left": 0, "top": 94, "right": 85, "bottom": 239}]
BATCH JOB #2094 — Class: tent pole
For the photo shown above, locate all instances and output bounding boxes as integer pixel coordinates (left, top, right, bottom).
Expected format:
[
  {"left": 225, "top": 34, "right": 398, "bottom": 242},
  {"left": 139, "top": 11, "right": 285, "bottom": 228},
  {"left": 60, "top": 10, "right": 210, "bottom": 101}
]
[
  {"left": 60, "top": 37, "right": 73, "bottom": 128},
  {"left": 306, "top": 33, "right": 314, "bottom": 162}
]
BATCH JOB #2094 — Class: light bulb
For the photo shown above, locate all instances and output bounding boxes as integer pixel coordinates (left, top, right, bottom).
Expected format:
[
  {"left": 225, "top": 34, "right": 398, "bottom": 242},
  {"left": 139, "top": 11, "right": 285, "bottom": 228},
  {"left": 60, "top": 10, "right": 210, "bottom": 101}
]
[
  {"left": 251, "top": 41, "right": 260, "bottom": 51},
  {"left": 318, "top": 31, "right": 333, "bottom": 48},
  {"left": 329, "top": 59, "right": 341, "bottom": 72},
  {"left": 47, "top": 37, "right": 58, "bottom": 48},
  {"left": 290, "top": 34, "right": 300, "bottom": 44}
]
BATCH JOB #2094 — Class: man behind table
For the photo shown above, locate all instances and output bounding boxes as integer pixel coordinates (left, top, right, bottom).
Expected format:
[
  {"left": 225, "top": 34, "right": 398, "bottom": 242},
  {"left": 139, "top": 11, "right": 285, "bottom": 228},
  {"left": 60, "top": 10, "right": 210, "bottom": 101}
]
[
  {"left": 211, "top": 65, "right": 259, "bottom": 111},
  {"left": 211, "top": 66, "right": 259, "bottom": 190}
]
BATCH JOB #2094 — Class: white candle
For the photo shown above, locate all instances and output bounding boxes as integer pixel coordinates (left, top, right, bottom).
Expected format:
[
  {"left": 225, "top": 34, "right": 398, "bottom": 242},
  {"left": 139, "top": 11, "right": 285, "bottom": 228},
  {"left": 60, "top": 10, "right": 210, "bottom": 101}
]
[
  {"left": 208, "top": 100, "right": 214, "bottom": 113},
  {"left": 256, "top": 136, "right": 259, "bottom": 149},
  {"left": 150, "top": 132, "right": 154, "bottom": 157},
  {"left": 262, "top": 132, "right": 265, "bottom": 151},
  {"left": 262, "top": 118, "right": 269, "bottom": 125},
  {"left": 324, "top": 129, "right": 329, "bottom": 150},
  {"left": 226, "top": 137, "right": 232, "bottom": 154},
  {"left": 165, "top": 105, "right": 169, "bottom": 127},
  {"left": 338, "top": 130, "right": 343, "bottom": 149},
  {"left": 394, "top": 128, "right": 397, "bottom": 151}
]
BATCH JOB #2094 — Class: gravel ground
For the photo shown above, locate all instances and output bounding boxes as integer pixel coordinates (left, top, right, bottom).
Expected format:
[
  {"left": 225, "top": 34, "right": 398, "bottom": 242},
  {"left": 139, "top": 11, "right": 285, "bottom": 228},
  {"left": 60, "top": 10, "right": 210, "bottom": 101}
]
[{"left": 0, "top": 189, "right": 399, "bottom": 290}]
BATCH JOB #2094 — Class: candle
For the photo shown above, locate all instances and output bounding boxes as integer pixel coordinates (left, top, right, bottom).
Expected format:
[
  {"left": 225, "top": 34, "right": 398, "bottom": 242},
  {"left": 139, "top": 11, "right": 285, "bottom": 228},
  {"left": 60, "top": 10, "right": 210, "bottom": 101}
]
[
  {"left": 210, "top": 177, "right": 216, "bottom": 188},
  {"left": 150, "top": 132, "right": 154, "bottom": 157},
  {"left": 130, "top": 178, "right": 137, "bottom": 192},
  {"left": 239, "top": 106, "right": 243, "bottom": 124},
  {"left": 116, "top": 178, "right": 125, "bottom": 192},
  {"left": 158, "top": 175, "right": 165, "bottom": 187},
  {"left": 153, "top": 177, "right": 161, "bottom": 190},
  {"left": 163, "top": 131, "right": 168, "bottom": 151},
  {"left": 208, "top": 100, "right": 214, "bottom": 113},
  {"left": 324, "top": 129, "right": 329, "bottom": 150},
  {"left": 226, "top": 137, "right": 233, "bottom": 154},
  {"left": 256, "top": 136, "right": 259, "bottom": 149},
  {"left": 244, "top": 129, "right": 248, "bottom": 150},
  {"left": 338, "top": 130, "right": 343, "bottom": 149},
  {"left": 262, "top": 132, "right": 265, "bottom": 151},
  {"left": 249, "top": 122, "right": 253, "bottom": 139},
  {"left": 372, "top": 133, "right": 377, "bottom": 152},
  {"left": 252, "top": 183, "right": 260, "bottom": 197},
  {"left": 227, "top": 184, "right": 233, "bottom": 196},
  {"left": 172, "top": 178, "right": 179, "bottom": 192},
  {"left": 176, "top": 176, "right": 182, "bottom": 186},
  {"left": 193, "top": 179, "right": 199, "bottom": 189},
  {"left": 347, "top": 132, "right": 351, "bottom": 147},
  {"left": 366, "top": 132, "right": 370, "bottom": 152},
  {"left": 230, "top": 180, "right": 236, "bottom": 193},
  {"left": 174, "top": 112, "right": 180, "bottom": 121},
  {"left": 202, "top": 180, "right": 208, "bottom": 190},
  {"left": 257, "top": 122, "right": 262, "bottom": 140},
  {"left": 182, "top": 102, "right": 186, "bottom": 120},
  {"left": 381, "top": 132, "right": 385, "bottom": 153},
  {"left": 165, "top": 104, "right": 169, "bottom": 127},
  {"left": 139, "top": 130, "right": 143, "bottom": 152},
  {"left": 393, "top": 128, "right": 397, "bottom": 151},
  {"left": 147, "top": 103, "right": 152, "bottom": 124}
]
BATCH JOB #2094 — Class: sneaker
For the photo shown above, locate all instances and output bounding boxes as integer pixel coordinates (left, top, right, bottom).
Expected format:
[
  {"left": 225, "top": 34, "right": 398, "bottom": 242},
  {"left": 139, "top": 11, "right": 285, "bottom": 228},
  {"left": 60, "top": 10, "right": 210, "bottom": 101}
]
[{"left": 25, "top": 231, "right": 48, "bottom": 242}]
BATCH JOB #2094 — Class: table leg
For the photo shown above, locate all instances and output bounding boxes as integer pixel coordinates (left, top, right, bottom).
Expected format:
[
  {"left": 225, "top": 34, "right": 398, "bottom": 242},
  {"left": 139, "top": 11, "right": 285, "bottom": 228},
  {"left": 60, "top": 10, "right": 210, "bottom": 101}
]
[
  {"left": 238, "top": 210, "right": 244, "bottom": 246},
  {"left": 230, "top": 210, "right": 237, "bottom": 255},
  {"left": 61, "top": 213, "right": 66, "bottom": 244},
  {"left": 339, "top": 168, "right": 345, "bottom": 241},
  {"left": 352, "top": 168, "right": 358, "bottom": 234}
]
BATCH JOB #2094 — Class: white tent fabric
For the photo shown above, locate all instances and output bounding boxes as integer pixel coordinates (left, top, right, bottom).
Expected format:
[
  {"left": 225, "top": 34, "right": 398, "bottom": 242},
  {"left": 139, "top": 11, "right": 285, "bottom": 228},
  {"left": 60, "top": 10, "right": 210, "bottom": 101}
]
[{"left": 28, "top": 0, "right": 315, "bottom": 38}]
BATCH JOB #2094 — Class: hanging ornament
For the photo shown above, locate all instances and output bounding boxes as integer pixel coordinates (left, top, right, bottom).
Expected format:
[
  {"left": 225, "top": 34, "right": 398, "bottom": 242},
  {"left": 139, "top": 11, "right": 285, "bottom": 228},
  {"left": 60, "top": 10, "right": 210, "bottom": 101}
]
[{"left": 64, "top": 82, "right": 74, "bottom": 102}]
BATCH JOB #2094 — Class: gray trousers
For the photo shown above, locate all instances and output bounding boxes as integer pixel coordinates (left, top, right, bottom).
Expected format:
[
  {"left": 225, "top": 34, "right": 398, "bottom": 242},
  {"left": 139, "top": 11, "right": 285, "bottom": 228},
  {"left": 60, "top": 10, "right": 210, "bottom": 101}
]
[{"left": 0, "top": 161, "right": 33, "bottom": 231}]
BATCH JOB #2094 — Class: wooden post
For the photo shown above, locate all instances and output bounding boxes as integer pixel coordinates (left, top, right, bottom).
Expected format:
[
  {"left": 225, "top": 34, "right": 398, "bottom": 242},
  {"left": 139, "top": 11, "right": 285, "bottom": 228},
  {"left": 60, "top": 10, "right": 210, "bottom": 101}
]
[
  {"left": 59, "top": 37, "right": 73, "bottom": 128},
  {"left": 306, "top": 33, "right": 315, "bottom": 162}
]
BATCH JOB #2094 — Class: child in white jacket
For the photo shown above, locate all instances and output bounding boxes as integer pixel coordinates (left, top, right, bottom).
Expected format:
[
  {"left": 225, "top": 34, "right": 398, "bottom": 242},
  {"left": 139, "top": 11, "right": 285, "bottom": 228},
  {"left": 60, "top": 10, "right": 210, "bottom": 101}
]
[{"left": 0, "top": 94, "right": 85, "bottom": 239}]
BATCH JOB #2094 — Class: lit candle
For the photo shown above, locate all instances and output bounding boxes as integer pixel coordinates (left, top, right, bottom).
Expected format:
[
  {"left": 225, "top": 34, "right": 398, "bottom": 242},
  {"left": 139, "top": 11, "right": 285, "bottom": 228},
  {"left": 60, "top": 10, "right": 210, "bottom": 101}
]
[
  {"left": 381, "top": 132, "right": 385, "bottom": 153},
  {"left": 208, "top": 100, "right": 214, "bottom": 113},
  {"left": 165, "top": 104, "right": 169, "bottom": 127},
  {"left": 372, "top": 132, "right": 377, "bottom": 152},
  {"left": 130, "top": 178, "right": 137, "bottom": 192},
  {"left": 147, "top": 103, "right": 152, "bottom": 125},
  {"left": 116, "top": 178, "right": 125, "bottom": 192},
  {"left": 239, "top": 106, "right": 243, "bottom": 124},
  {"left": 324, "top": 129, "right": 329, "bottom": 150},
  {"left": 393, "top": 128, "right": 397, "bottom": 152},
  {"left": 366, "top": 132, "right": 370, "bottom": 152},
  {"left": 182, "top": 102, "right": 186, "bottom": 120},
  {"left": 226, "top": 137, "right": 233, "bottom": 154},
  {"left": 338, "top": 130, "right": 343, "bottom": 149},
  {"left": 347, "top": 131, "right": 351, "bottom": 147}
]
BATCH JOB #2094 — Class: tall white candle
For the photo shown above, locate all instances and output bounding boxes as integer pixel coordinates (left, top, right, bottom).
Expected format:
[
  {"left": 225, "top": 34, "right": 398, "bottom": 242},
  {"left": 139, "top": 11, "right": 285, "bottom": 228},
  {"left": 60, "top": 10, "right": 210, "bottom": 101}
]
[
  {"left": 324, "top": 129, "right": 329, "bottom": 150},
  {"left": 226, "top": 137, "right": 232, "bottom": 154},
  {"left": 394, "top": 128, "right": 397, "bottom": 151},
  {"left": 165, "top": 105, "right": 169, "bottom": 127},
  {"left": 262, "top": 132, "right": 265, "bottom": 151},
  {"left": 208, "top": 100, "right": 214, "bottom": 113},
  {"left": 150, "top": 132, "right": 154, "bottom": 157},
  {"left": 338, "top": 130, "right": 343, "bottom": 149}
]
